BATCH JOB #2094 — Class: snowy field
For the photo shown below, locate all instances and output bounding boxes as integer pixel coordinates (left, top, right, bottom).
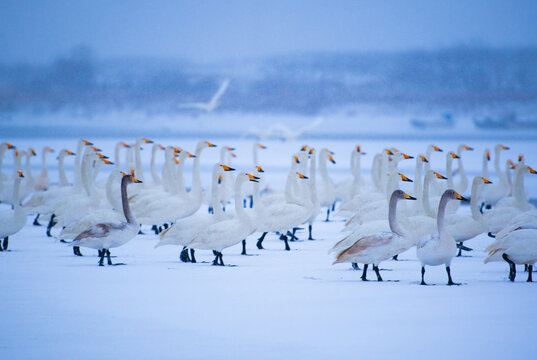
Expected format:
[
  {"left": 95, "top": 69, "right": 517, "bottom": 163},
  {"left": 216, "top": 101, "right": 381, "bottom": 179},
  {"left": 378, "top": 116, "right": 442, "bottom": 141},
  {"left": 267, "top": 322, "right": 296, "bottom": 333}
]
[{"left": 2, "top": 135, "right": 537, "bottom": 359}]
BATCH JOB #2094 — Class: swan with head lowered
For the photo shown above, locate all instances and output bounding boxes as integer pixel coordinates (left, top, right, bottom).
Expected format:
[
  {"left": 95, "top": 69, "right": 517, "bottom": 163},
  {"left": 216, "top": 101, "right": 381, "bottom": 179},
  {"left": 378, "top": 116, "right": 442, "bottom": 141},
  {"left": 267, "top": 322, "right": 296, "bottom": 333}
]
[
  {"left": 333, "top": 190, "right": 417, "bottom": 281},
  {"left": 0, "top": 171, "right": 26, "bottom": 251},
  {"left": 187, "top": 172, "right": 259, "bottom": 266},
  {"left": 416, "top": 189, "right": 467, "bottom": 286},
  {"left": 70, "top": 174, "right": 142, "bottom": 266},
  {"left": 156, "top": 163, "right": 236, "bottom": 263}
]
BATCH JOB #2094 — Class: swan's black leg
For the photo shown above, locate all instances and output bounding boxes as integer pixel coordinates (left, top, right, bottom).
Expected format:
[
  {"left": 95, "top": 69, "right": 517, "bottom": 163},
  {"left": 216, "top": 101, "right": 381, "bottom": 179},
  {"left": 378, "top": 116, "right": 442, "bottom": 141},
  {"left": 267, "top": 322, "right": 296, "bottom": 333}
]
[
  {"left": 288, "top": 227, "right": 298, "bottom": 241},
  {"left": 373, "top": 264, "right": 383, "bottom": 281},
  {"left": 73, "top": 246, "right": 83, "bottom": 256},
  {"left": 190, "top": 249, "right": 196, "bottom": 263},
  {"left": 243, "top": 199, "right": 247, "bottom": 208},
  {"left": 208, "top": 206, "right": 213, "bottom": 214},
  {"left": 218, "top": 252, "right": 224, "bottom": 266},
  {"left": 2, "top": 236, "right": 8, "bottom": 251},
  {"left": 163, "top": 223, "right": 169, "bottom": 230},
  {"left": 0, "top": 237, "right": 5, "bottom": 251},
  {"left": 180, "top": 246, "right": 191, "bottom": 262},
  {"left": 325, "top": 208, "right": 330, "bottom": 222},
  {"left": 352, "top": 262, "right": 360, "bottom": 270},
  {"left": 212, "top": 251, "right": 219, "bottom": 266},
  {"left": 281, "top": 234, "right": 290, "bottom": 251},
  {"left": 457, "top": 243, "right": 462, "bottom": 257},
  {"left": 420, "top": 266, "right": 426, "bottom": 285},
  {"left": 46, "top": 214, "right": 56, "bottom": 237},
  {"left": 249, "top": 195, "right": 253, "bottom": 209},
  {"left": 503, "top": 254, "right": 516, "bottom": 282},
  {"left": 106, "top": 249, "right": 113, "bottom": 265},
  {"left": 527, "top": 265, "right": 533, "bottom": 282},
  {"left": 308, "top": 224, "right": 314, "bottom": 240},
  {"left": 33, "top": 214, "right": 41, "bottom": 226},
  {"left": 98, "top": 249, "right": 105, "bottom": 266},
  {"left": 479, "top": 202, "right": 485, "bottom": 214},
  {"left": 241, "top": 239, "right": 247, "bottom": 255},
  {"left": 392, "top": 255, "right": 398, "bottom": 261},
  {"left": 151, "top": 225, "right": 158, "bottom": 234},
  {"left": 487, "top": 232, "right": 495, "bottom": 238},
  {"left": 138, "top": 225, "right": 145, "bottom": 235},
  {"left": 446, "top": 266, "right": 460, "bottom": 285},
  {"left": 331, "top": 202, "right": 336, "bottom": 212},
  {"left": 361, "top": 264, "right": 368, "bottom": 281},
  {"left": 256, "top": 232, "right": 267, "bottom": 249}
]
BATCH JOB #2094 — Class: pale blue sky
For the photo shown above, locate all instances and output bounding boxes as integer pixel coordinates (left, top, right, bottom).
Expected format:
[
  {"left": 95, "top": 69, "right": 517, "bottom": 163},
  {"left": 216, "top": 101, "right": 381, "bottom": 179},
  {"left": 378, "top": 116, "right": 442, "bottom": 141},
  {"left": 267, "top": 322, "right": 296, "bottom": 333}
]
[{"left": 1, "top": 0, "right": 536, "bottom": 63}]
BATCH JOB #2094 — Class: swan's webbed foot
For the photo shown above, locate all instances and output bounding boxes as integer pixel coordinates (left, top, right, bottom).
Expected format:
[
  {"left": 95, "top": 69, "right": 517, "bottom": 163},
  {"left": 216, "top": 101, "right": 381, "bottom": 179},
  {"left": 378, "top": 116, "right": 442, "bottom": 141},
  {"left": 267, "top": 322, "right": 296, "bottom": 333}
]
[
  {"left": 308, "top": 225, "right": 314, "bottom": 240},
  {"left": 151, "top": 225, "right": 159, "bottom": 235},
  {"left": 46, "top": 214, "right": 56, "bottom": 237},
  {"left": 2, "top": 236, "right": 8, "bottom": 251},
  {"left": 98, "top": 249, "right": 105, "bottom": 266},
  {"left": 73, "top": 246, "right": 83, "bottom": 256},
  {"left": 351, "top": 262, "right": 360, "bottom": 270},
  {"left": 325, "top": 208, "right": 331, "bottom": 222},
  {"left": 33, "top": 214, "right": 42, "bottom": 226},
  {"left": 190, "top": 249, "right": 196, "bottom": 263},
  {"left": 280, "top": 234, "right": 290, "bottom": 251},
  {"left": 527, "top": 265, "right": 533, "bottom": 282},
  {"left": 106, "top": 249, "right": 113, "bottom": 265},
  {"left": 392, "top": 255, "right": 399, "bottom": 261},
  {"left": 420, "top": 266, "right": 426, "bottom": 285}
]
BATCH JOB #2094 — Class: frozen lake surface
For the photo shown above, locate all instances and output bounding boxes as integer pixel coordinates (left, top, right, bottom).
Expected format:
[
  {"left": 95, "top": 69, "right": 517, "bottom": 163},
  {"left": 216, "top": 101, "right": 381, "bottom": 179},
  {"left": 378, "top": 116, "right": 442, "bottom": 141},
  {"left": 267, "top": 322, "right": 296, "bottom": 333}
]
[{"left": 1, "top": 135, "right": 537, "bottom": 359}]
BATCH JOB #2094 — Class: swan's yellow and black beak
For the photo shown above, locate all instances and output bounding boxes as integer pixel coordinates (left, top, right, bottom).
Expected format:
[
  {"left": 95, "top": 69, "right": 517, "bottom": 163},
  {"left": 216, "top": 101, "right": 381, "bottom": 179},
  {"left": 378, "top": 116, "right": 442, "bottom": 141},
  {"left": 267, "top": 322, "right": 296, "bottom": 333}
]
[
  {"left": 218, "top": 174, "right": 223, "bottom": 184},
  {"left": 206, "top": 141, "right": 217, "bottom": 147},
  {"left": 482, "top": 177, "right": 493, "bottom": 184},
  {"left": 511, "top": 164, "right": 517, "bottom": 170},
  {"left": 226, "top": 146, "right": 235, "bottom": 151},
  {"left": 356, "top": 145, "right": 361, "bottom": 152},
  {"left": 450, "top": 152, "right": 460, "bottom": 159},
  {"left": 294, "top": 155, "right": 300, "bottom": 164},
  {"left": 83, "top": 139, "right": 93, "bottom": 146},
  {"left": 122, "top": 142, "right": 131, "bottom": 148},
  {"left": 188, "top": 152, "right": 196, "bottom": 158},
  {"left": 308, "top": 148, "right": 314, "bottom": 155},
  {"left": 46, "top": 147, "right": 54, "bottom": 153},
  {"left": 121, "top": 171, "right": 127, "bottom": 176},
  {"left": 246, "top": 173, "right": 260, "bottom": 182},
  {"left": 6, "top": 143, "right": 16, "bottom": 149},
  {"left": 259, "top": 144, "right": 267, "bottom": 149},
  {"left": 30, "top": 148, "right": 37, "bottom": 156},
  {"left": 221, "top": 164, "right": 235, "bottom": 171},
  {"left": 66, "top": 150, "right": 75, "bottom": 156},
  {"left": 486, "top": 151, "right": 490, "bottom": 161},
  {"left": 403, "top": 192, "right": 417, "bottom": 200},
  {"left": 329, "top": 155, "right": 336, "bottom": 164},
  {"left": 386, "top": 149, "right": 394, "bottom": 156},
  {"left": 17, "top": 171, "right": 24, "bottom": 178},
  {"left": 256, "top": 166, "right": 264, "bottom": 173},
  {"left": 300, "top": 145, "right": 308, "bottom": 151},
  {"left": 231, "top": 152, "right": 237, "bottom": 158},
  {"left": 14, "top": 150, "right": 19, "bottom": 156},
  {"left": 97, "top": 153, "right": 109, "bottom": 159},
  {"left": 399, "top": 173, "right": 413, "bottom": 182},
  {"left": 501, "top": 145, "right": 509, "bottom": 150},
  {"left": 144, "top": 138, "right": 154, "bottom": 144},
  {"left": 529, "top": 166, "right": 537, "bottom": 174},
  {"left": 402, "top": 153, "right": 413, "bottom": 160},
  {"left": 174, "top": 158, "right": 180, "bottom": 164},
  {"left": 420, "top": 155, "right": 429, "bottom": 163},
  {"left": 434, "top": 172, "right": 448, "bottom": 180},
  {"left": 159, "top": 145, "right": 165, "bottom": 150},
  {"left": 172, "top": 147, "right": 182, "bottom": 153},
  {"left": 132, "top": 176, "right": 143, "bottom": 183},
  {"left": 464, "top": 145, "right": 474, "bottom": 151},
  {"left": 518, "top": 155, "right": 524, "bottom": 162},
  {"left": 433, "top": 145, "right": 443, "bottom": 152},
  {"left": 102, "top": 159, "right": 114, "bottom": 165},
  {"left": 130, "top": 169, "right": 135, "bottom": 176},
  {"left": 297, "top": 172, "right": 308, "bottom": 180},
  {"left": 454, "top": 192, "right": 468, "bottom": 201},
  {"left": 91, "top": 146, "right": 102, "bottom": 152}
]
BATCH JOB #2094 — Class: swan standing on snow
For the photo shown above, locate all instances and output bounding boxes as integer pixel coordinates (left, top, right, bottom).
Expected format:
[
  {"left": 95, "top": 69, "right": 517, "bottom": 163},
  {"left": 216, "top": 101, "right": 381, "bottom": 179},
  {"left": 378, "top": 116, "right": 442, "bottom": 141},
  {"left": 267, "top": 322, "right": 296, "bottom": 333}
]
[
  {"left": 333, "top": 190, "right": 417, "bottom": 281},
  {"left": 187, "top": 172, "right": 259, "bottom": 266},
  {"left": 417, "top": 189, "right": 466, "bottom": 285},
  {"left": 0, "top": 171, "right": 26, "bottom": 251},
  {"left": 317, "top": 149, "right": 336, "bottom": 221},
  {"left": 156, "top": 164, "right": 236, "bottom": 263},
  {"left": 70, "top": 174, "right": 142, "bottom": 266}
]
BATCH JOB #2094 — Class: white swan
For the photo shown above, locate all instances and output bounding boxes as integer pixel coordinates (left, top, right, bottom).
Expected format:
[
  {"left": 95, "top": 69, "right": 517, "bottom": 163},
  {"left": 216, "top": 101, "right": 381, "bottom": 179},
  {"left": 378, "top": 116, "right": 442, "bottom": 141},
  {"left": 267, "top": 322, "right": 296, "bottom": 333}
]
[
  {"left": 480, "top": 144, "right": 510, "bottom": 206},
  {"left": 332, "top": 190, "right": 417, "bottom": 281},
  {"left": 0, "top": 171, "right": 26, "bottom": 251},
  {"left": 0, "top": 142, "right": 16, "bottom": 182},
  {"left": 34, "top": 146, "right": 54, "bottom": 191},
  {"left": 453, "top": 144, "right": 473, "bottom": 194},
  {"left": 178, "top": 78, "right": 229, "bottom": 112},
  {"left": 306, "top": 148, "right": 320, "bottom": 240},
  {"left": 317, "top": 149, "right": 336, "bottom": 221},
  {"left": 156, "top": 164, "right": 236, "bottom": 263},
  {"left": 416, "top": 189, "right": 466, "bottom": 285},
  {"left": 187, "top": 172, "right": 258, "bottom": 266},
  {"left": 70, "top": 174, "right": 142, "bottom": 266}
]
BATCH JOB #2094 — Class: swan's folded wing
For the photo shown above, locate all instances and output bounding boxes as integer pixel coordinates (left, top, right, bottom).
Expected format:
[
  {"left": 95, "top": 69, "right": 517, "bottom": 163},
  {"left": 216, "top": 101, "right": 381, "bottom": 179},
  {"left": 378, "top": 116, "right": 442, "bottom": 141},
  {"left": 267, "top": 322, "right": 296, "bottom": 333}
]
[
  {"left": 73, "top": 222, "right": 126, "bottom": 242},
  {"left": 333, "top": 232, "right": 393, "bottom": 264}
]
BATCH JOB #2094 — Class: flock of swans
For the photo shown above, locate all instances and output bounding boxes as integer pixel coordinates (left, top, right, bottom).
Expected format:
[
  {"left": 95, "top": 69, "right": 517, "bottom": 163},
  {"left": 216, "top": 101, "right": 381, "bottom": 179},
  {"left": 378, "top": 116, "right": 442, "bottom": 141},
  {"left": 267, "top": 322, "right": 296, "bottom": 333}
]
[{"left": 0, "top": 139, "right": 536, "bottom": 285}]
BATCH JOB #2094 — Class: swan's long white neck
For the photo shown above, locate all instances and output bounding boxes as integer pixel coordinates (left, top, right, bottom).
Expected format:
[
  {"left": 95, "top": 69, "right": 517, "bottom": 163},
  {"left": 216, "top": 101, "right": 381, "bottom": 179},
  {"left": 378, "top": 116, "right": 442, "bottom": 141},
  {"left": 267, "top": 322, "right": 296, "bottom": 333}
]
[
  {"left": 106, "top": 171, "right": 122, "bottom": 210},
  {"left": 494, "top": 146, "right": 507, "bottom": 187},
  {"left": 513, "top": 165, "right": 530, "bottom": 210},
  {"left": 436, "top": 192, "right": 452, "bottom": 235},
  {"left": 189, "top": 142, "right": 206, "bottom": 207},
  {"left": 40, "top": 149, "right": 49, "bottom": 177},
  {"left": 74, "top": 140, "right": 86, "bottom": 189},
  {"left": 456, "top": 146, "right": 468, "bottom": 192},
  {"left": 0, "top": 144, "right": 6, "bottom": 178},
  {"left": 388, "top": 193, "right": 405, "bottom": 237},
  {"left": 385, "top": 171, "right": 400, "bottom": 203},
  {"left": 234, "top": 175, "right": 250, "bottom": 225},
  {"left": 58, "top": 151, "right": 69, "bottom": 187},
  {"left": 121, "top": 176, "right": 137, "bottom": 225},
  {"left": 349, "top": 150, "right": 357, "bottom": 178},
  {"left": 253, "top": 143, "right": 260, "bottom": 166},
  {"left": 371, "top": 154, "right": 383, "bottom": 192},
  {"left": 309, "top": 153, "right": 318, "bottom": 205},
  {"left": 174, "top": 152, "right": 188, "bottom": 196},
  {"left": 114, "top": 142, "right": 123, "bottom": 171},
  {"left": 413, "top": 157, "right": 424, "bottom": 199},
  {"left": 211, "top": 165, "right": 225, "bottom": 220},
  {"left": 422, "top": 171, "right": 436, "bottom": 218},
  {"left": 161, "top": 147, "right": 175, "bottom": 193},
  {"left": 134, "top": 138, "right": 145, "bottom": 183},
  {"left": 470, "top": 177, "right": 486, "bottom": 226},
  {"left": 446, "top": 155, "right": 455, "bottom": 189},
  {"left": 150, "top": 144, "right": 162, "bottom": 185},
  {"left": 506, "top": 161, "right": 513, "bottom": 196},
  {"left": 24, "top": 152, "right": 33, "bottom": 180},
  {"left": 482, "top": 149, "right": 490, "bottom": 179}
]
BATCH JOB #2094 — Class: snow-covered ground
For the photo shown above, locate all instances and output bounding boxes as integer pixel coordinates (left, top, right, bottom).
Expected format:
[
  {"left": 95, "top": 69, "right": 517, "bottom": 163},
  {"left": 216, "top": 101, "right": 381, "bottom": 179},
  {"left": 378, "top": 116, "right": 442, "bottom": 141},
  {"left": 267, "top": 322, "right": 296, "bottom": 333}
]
[{"left": 1, "top": 135, "right": 537, "bottom": 359}]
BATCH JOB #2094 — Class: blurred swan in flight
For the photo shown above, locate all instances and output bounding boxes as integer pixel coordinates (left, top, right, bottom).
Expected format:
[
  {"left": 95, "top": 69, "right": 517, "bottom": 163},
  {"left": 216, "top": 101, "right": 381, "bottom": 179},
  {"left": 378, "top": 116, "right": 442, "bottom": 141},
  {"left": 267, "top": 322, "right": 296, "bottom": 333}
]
[{"left": 178, "top": 79, "right": 230, "bottom": 112}]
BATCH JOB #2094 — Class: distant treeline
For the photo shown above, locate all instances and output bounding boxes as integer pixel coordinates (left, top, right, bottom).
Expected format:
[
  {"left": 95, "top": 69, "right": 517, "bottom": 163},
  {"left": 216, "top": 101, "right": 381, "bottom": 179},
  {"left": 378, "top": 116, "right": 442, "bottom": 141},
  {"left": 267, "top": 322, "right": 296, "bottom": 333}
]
[{"left": 1, "top": 46, "right": 536, "bottom": 115}]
